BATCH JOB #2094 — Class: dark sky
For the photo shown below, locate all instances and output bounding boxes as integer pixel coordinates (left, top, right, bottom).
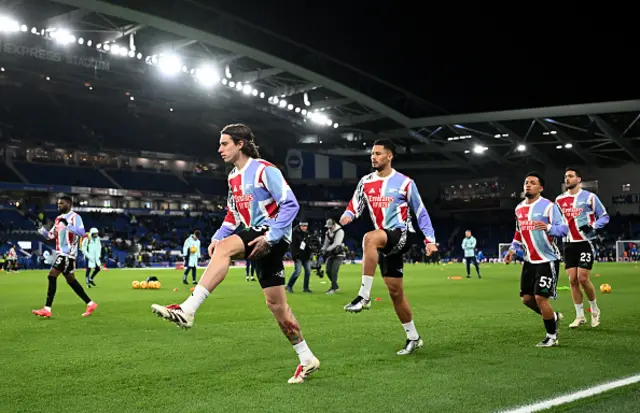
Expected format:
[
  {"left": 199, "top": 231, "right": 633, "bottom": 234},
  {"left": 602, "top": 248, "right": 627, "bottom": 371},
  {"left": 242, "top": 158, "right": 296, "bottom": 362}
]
[{"left": 211, "top": 1, "right": 639, "bottom": 115}]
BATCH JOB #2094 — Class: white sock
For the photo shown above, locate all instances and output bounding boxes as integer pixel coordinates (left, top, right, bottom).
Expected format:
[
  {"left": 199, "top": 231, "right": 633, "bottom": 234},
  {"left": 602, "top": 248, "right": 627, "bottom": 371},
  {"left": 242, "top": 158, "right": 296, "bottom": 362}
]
[
  {"left": 358, "top": 275, "right": 374, "bottom": 300},
  {"left": 88, "top": 301, "right": 95, "bottom": 306},
  {"left": 293, "top": 340, "right": 315, "bottom": 365},
  {"left": 180, "top": 285, "right": 210, "bottom": 314},
  {"left": 547, "top": 333, "right": 557, "bottom": 339},
  {"left": 589, "top": 299, "right": 599, "bottom": 313},
  {"left": 575, "top": 303, "right": 585, "bottom": 318},
  {"left": 44, "top": 306, "right": 52, "bottom": 312},
  {"left": 402, "top": 320, "right": 420, "bottom": 341}
]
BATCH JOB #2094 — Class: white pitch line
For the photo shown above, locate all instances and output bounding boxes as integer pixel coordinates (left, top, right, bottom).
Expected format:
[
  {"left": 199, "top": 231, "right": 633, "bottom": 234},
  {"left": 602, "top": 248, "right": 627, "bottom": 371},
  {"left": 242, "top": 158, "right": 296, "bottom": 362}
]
[{"left": 498, "top": 374, "right": 640, "bottom": 413}]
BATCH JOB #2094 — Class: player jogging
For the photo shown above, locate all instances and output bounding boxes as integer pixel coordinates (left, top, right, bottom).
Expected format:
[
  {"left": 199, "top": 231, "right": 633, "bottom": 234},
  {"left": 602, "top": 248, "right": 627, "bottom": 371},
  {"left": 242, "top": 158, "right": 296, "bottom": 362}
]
[
  {"left": 505, "top": 172, "right": 567, "bottom": 347},
  {"left": 32, "top": 196, "right": 98, "bottom": 318},
  {"left": 340, "top": 139, "right": 437, "bottom": 355},
  {"left": 151, "top": 124, "right": 320, "bottom": 384},
  {"left": 182, "top": 230, "right": 201, "bottom": 284},
  {"left": 556, "top": 167, "right": 609, "bottom": 328}
]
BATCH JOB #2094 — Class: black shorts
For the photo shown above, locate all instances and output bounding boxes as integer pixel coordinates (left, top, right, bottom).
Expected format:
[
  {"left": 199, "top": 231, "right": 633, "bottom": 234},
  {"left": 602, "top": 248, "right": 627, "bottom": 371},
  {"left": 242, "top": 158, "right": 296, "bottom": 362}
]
[
  {"left": 379, "top": 228, "right": 410, "bottom": 278},
  {"left": 520, "top": 261, "right": 559, "bottom": 299},
  {"left": 237, "top": 227, "right": 289, "bottom": 289},
  {"left": 564, "top": 241, "right": 595, "bottom": 271},
  {"left": 52, "top": 255, "right": 75, "bottom": 274}
]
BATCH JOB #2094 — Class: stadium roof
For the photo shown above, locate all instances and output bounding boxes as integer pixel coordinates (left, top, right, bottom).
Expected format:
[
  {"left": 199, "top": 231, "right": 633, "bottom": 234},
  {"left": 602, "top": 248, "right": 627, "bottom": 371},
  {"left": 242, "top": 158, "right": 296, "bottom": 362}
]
[{"left": 2, "top": 0, "right": 639, "bottom": 172}]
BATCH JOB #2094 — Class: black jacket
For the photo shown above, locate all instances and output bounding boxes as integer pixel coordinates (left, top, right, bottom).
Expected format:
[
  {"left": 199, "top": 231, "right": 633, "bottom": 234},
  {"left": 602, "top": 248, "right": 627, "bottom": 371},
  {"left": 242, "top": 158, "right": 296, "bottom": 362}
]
[{"left": 291, "top": 227, "right": 311, "bottom": 261}]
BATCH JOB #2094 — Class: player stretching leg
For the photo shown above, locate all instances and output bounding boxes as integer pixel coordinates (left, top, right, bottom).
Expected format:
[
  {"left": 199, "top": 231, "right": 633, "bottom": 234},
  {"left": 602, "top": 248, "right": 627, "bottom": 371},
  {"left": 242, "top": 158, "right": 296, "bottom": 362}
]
[
  {"left": 556, "top": 167, "right": 609, "bottom": 328},
  {"left": 340, "top": 139, "right": 437, "bottom": 355},
  {"left": 505, "top": 172, "right": 567, "bottom": 347},
  {"left": 32, "top": 196, "right": 98, "bottom": 318},
  {"left": 151, "top": 124, "right": 319, "bottom": 383}
]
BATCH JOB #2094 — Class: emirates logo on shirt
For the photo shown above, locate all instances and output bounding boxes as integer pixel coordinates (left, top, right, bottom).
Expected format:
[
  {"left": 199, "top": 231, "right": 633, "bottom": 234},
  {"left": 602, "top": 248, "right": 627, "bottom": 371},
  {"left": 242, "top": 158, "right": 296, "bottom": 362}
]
[
  {"left": 518, "top": 220, "right": 538, "bottom": 231},
  {"left": 368, "top": 195, "right": 394, "bottom": 208},
  {"left": 234, "top": 194, "right": 254, "bottom": 210},
  {"left": 561, "top": 206, "right": 583, "bottom": 218}
]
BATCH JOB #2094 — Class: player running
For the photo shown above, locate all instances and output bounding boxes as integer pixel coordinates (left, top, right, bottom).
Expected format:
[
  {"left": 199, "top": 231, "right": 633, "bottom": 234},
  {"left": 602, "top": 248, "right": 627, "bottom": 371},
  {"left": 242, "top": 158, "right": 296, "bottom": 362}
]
[
  {"left": 505, "top": 172, "right": 567, "bottom": 347},
  {"left": 151, "top": 124, "right": 320, "bottom": 384},
  {"left": 340, "top": 139, "right": 437, "bottom": 355},
  {"left": 32, "top": 196, "right": 98, "bottom": 318},
  {"left": 556, "top": 167, "right": 609, "bottom": 328}
]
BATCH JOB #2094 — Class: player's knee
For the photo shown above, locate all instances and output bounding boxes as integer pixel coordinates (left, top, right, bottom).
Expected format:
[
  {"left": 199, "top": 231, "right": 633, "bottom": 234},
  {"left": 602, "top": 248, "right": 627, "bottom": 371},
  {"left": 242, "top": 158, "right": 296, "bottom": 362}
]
[
  {"left": 569, "top": 275, "right": 580, "bottom": 286},
  {"left": 521, "top": 296, "right": 535, "bottom": 307},
  {"left": 386, "top": 283, "right": 403, "bottom": 300},
  {"left": 577, "top": 272, "right": 590, "bottom": 284},
  {"left": 534, "top": 295, "right": 548, "bottom": 306},
  {"left": 363, "top": 232, "right": 382, "bottom": 250},
  {"left": 265, "top": 297, "right": 285, "bottom": 313}
]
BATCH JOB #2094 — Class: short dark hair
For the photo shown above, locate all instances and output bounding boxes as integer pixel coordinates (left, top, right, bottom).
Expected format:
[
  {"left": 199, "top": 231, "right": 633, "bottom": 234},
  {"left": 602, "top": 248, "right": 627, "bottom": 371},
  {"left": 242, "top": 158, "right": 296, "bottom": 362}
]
[
  {"left": 373, "top": 139, "right": 396, "bottom": 156},
  {"left": 565, "top": 167, "right": 581, "bottom": 178},
  {"left": 193, "top": 230, "right": 201, "bottom": 237},
  {"left": 525, "top": 171, "right": 545, "bottom": 187},
  {"left": 59, "top": 195, "right": 73, "bottom": 205},
  {"left": 221, "top": 123, "right": 260, "bottom": 158}
]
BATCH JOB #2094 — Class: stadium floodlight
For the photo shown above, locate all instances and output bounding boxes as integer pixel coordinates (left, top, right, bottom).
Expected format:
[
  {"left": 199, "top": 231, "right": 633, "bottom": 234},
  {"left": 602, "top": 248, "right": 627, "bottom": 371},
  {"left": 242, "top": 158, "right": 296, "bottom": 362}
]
[
  {"left": 251, "top": 88, "right": 258, "bottom": 97},
  {"left": 0, "top": 16, "right": 20, "bottom": 32},
  {"left": 157, "top": 54, "right": 182, "bottom": 76},
  {"left": 235, "top": 82, "right": 243, "bottom": 91},
  {"left": 516, "top": 144, "right": 526, "bottom": 152},
  {"left": 278, "top": 99, "right": 287, "bottom": 108},
  {"left": 472, "top": 144, "right": 486, "bottom": 154},
  {"left": 259, "top": 92, "right": 265, "bottom": 98},
  {"left": 242, "top": 84, "right": 252, "bottom": 95},
  {"left": 310, "top": 112, "right": 330, "bottom": 126},
  {"left": 333, "top": 123, "right": 339, "bottom": 128},
  {"left": 20, "top": 24, "right": 27, "bottom": 32},
  {"left": 564, "top": 143, "right": 573, "bottom": 149},
  {"left": 51, "top": 29, "right": 75, "bottom": 45},
  {"left": 195, "top": 66, "right": 220, "bottom": 87}
]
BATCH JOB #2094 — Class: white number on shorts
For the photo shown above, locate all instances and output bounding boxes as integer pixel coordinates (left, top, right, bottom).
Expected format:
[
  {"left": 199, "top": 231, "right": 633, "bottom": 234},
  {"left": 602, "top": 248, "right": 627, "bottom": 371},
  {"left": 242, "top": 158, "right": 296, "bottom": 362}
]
[
  {"left": 539, "top": 276, "right": 552, "bottom": 288},
  {"left": 55, "top": 256, "right": 63, "bottom": 265},
  {"left": 580, "top": 252, "right": 592, "bottom": 262}
]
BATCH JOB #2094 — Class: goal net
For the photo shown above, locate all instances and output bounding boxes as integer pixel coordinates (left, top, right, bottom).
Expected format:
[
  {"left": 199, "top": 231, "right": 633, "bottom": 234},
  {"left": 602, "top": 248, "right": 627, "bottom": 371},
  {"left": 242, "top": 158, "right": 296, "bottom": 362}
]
[
  {"left": 615, "top": 240, "right": 640, "bottom": 262},
  {"left": 498, "top": 243, "right": 512, "bottom": 261}
]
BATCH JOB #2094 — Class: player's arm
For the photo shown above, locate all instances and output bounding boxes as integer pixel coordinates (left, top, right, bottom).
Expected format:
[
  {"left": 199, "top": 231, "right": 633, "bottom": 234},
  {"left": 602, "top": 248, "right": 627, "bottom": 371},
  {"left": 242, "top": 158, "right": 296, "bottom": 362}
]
[
  {"left": 509, "top": 219, "right": 523, "bottom": 255},
  {"left": 406, "top": 180, "right": 436, "bottom": 244},
  {"left": 591, "top": 194, "right": 610, "bottom": 229},
  {"left": 65, "top": 215, "right": 86, "bottom": 237},
  {"left": 212, "top": 187, "right": 240, "bottom": 242},
  {"left": 260, "top": 165, "right": 300, "bottom": 245},
  {"left": 81, "top": 237, "right": 88, "bottom": 256},
  {"left": 340, "top": 177, "right": 366, "bottom": 225},
  {"left": 38, "top": 223, "right": 55, "bottom": 239},
  {"left": 182, "top": 238, "right": 190, "bottom": 256},
  {"left": 469, "top": 237, "right": 476, "bottom": 249},
  {"left": 545, "top": 203, "right": 568, "bottom": 237}
]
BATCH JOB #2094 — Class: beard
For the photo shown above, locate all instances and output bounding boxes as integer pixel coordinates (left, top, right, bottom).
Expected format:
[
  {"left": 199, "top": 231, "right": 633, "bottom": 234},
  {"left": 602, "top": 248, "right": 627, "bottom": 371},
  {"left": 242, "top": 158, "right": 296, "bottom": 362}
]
[
  {"left": 524, "top": 192, "right": 535, "bottom": 199},
  {"left": 566, "top": 183, "right": 577, "bottom": 190}
]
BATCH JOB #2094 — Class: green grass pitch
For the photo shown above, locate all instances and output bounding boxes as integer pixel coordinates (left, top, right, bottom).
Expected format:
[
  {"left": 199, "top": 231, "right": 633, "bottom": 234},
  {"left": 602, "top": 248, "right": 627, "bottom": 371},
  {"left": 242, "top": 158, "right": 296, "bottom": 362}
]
[{"left": 1, "top": 262, "right": 639, "bottom": 413}]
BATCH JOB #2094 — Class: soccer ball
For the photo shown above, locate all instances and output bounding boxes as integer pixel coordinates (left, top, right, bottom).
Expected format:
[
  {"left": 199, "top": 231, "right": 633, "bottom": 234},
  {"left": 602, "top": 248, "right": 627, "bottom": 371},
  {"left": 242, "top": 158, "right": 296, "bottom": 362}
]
[
  {"left": 140, "top": 281, "right": 148, "bottom": 289},
  {"left": 132, "top": 281, "right": 140, "bottom": 289},
  {"left": 190, "top": 246, "right": 198, "bottom": 253},
  {"left": 155, "top": 281, "right": 162, "bottom": 289},
  {"left": 600, "top": 283, "right": 612, "bottom": 293}
]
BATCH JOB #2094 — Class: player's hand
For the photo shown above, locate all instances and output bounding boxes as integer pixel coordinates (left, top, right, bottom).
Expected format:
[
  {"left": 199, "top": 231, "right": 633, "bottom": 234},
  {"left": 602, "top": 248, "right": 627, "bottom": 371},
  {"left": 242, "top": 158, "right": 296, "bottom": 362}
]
[
  {"left": 208, "top": 240, "right": 219, "bottom": 257},
  {"left": 504, "top": 250, "right": 515, "bottom": 264},
  {"left": 532, "top": 221, "right": 548, "bottom": 231},
  {"left": 339, "top": 215, "right": 352, "bottom": 226},
  {"left": 247, "top": 236, "right": 271, "bottom": 260},
  {"left": 425, "top": 242, "right": 438, "bottom": 256},
  {"left": 58, "top": 217, "right": 68, "bottom": 226},
  {"left": 579, "top": 225, "right": 594, "bottom": 234}
]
